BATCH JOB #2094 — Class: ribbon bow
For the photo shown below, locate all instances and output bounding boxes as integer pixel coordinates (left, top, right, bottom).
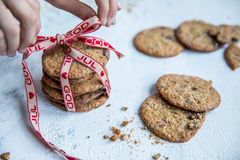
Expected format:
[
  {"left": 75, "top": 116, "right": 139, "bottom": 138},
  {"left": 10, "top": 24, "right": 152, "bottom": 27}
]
[{"left": 22, "top": 16, "right": 123, "bottom": 160}]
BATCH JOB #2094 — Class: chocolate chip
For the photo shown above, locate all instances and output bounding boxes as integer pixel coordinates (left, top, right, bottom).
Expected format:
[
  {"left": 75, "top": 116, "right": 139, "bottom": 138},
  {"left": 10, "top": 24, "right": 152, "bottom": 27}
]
[{"left": 191, "top": 87, "right": 197, "bottom": 91}]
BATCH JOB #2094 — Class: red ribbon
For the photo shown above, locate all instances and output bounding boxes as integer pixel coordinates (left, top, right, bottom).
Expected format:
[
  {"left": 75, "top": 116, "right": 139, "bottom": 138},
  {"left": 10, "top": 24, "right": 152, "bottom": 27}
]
[{"left": 22, "top": 16, "right": 123, "bottom": 159}]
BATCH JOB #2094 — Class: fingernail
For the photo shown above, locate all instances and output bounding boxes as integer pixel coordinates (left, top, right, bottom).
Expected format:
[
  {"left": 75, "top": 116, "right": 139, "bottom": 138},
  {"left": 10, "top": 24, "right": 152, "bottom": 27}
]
[
  {"left": 18, "top": 48, "right": 27, "bottom": 53},
  {"left": 111, "top": 19, "right": 116, "bottom": 25},
  {"left": 102, "top": 19, "right": 107, "bottom": 26},
  {"left": 8, "top": 53, "right": 15, "bottom": 57},
  {"left": 0, "top": 51, "right": 6, "bottom": 56},
  {"left": 106, "top": 22, "right": 111, "bottom": 27},
  {"left": 118, "top": 2, "right": 122, "bottom": 10}
]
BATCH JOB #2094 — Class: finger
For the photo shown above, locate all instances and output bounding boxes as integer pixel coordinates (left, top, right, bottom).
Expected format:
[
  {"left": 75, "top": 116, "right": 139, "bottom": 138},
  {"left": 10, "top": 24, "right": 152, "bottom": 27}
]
[
  {"left": 117, "top": 1, "right": 121, "bottom": 11},
  {"left": 35, "top": 18, "right": 41, "bottom": 37},
  {"left": 106, "top": 0, "right": 118, "bottom": 27},
  {"left": 29, "top": 0, "right": 41, "bottom": 40},
  {"left": 0, "top": 28, "right": 7, "bottom": 56},
  {"left": 27, "top": 0, "right": 40, "bottom": 11},
  {"left": 0, "top": 1, "right": 20, "bottom": 57},
  {"left": 27, "top": 0, "right": 41, "bottom": 40},
  {"left": 47, "top": 0, "right": 96, "bottom": 20},
  {"left": 4, "top": 0, "right": 38, "bottom": 53},
  {"left": 111, "top": 15, "right": 116, "bottom": 25},
  {"left": 95, "top": 0, "right": 109, "bottom": 26}
]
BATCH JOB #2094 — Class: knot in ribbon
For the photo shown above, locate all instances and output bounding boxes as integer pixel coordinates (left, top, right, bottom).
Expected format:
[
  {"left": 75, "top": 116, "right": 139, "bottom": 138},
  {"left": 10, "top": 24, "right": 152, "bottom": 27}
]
[
  {"left": 22, "top": 16, "right": 123, "bottom": 160},
  {"left": 56, "top": 34, "right": 66, "bottom": 45}
]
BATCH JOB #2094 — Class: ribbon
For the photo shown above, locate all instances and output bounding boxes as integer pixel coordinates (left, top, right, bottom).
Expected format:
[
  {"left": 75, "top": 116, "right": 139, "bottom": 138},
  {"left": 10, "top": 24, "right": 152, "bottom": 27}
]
[{"left": 22, "top": 16, "right": 123, "bottom": 159}]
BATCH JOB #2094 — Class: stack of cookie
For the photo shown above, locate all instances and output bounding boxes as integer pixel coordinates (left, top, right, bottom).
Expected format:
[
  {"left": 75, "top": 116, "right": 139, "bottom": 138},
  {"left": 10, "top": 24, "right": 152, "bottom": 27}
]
[
  {"left": 41, "top": 41, "right": 109, "bottom": 112},
  {"left": 139, "top": 74, "right": 221, "bottom": 143},
  {"left": 134, "top": 20, "right": 240, "bottom": 70}
]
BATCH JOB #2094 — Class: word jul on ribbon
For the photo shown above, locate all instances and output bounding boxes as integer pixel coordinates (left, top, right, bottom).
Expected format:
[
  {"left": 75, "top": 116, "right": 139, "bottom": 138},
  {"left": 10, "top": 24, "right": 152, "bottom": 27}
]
[{"left": 22, "top": 16, "right": 123, "bottom": 160}]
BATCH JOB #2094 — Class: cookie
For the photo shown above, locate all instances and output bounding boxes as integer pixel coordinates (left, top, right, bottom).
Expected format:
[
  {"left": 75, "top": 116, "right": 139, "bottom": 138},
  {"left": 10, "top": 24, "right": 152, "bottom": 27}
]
[
  {"left": 224, "top": 44, "right": 240, "bottom": 70},
  {"left": 156, "top": 74, "right": 221, "bottom": 112},
  {"left": 42, "top": 79, "right": 105, "bottom": 101},
  {"left": 42, "top": 41, "right": 110, "bottom": 79},
  {"left": 46, "top": 71, "right": 96, "bottom": 84},
  {"left": 139, "top": 94, "right": 206, "bottom": 143},
  {"left": 49, "top": 95, "right": 108, "bottom": 112},
  {"left": 209, "top": 25, "right": 240, "bottom": 44},
  {"left": 176, "top": 20, "right": 220, "bottom": 52},
  {"left": 134, "top": 27, "right": 184, "bottom": 57},
  {"left": 42, "top": 72, "right": 103, "bottom": 94}
]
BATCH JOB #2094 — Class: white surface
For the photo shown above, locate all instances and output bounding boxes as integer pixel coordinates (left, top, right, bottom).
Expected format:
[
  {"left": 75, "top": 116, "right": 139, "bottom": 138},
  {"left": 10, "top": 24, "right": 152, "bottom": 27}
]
[{"left": 0, "top": 0, "right": 240, "bottom": 159}]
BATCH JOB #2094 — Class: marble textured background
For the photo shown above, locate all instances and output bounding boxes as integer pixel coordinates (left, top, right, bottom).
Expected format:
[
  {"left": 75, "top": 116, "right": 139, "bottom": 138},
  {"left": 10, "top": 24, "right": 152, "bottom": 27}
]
[{"left": 0, "top": 0, "right": 240, "bottom": 159}]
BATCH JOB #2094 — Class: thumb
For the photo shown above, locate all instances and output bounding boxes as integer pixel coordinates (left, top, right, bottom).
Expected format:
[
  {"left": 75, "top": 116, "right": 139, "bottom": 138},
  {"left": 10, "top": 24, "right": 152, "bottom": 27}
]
[{"left": 47, "top": 0, "right": 96, "bottom": 20}]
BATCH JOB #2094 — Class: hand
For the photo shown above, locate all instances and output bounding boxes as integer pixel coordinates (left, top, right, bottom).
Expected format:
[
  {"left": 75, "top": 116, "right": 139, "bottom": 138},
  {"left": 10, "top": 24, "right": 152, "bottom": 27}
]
[
  {"left": 95, "top": 0, "right": 121, "bottom": 27},
  {"left": 47, "top": 0, "right": 121, "bottom": 27},
  {"left": 0, "top": 0, "right": 41, "bottom": 56}
]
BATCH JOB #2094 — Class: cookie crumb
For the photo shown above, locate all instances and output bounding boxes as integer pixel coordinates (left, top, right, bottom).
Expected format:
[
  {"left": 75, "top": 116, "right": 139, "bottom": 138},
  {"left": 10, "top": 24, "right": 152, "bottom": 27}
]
[
  {"left": 121, "top": 106, "right": 128, "bottom": 111},
  {"left": 141, "top": 126, "right": 147, "bottom": 130},
  {"left": 0, "top": 152, "right": 10, "bottom": 160},
  {"left": 154, "top": 140, "right": 163, "bottom": 145},
  {"left": 109, "top": 134, "right": 120, "bottom": 141},
  {"left": 103, "top": 135, "right": 109, "bottom": 139},
  {"left": 121, "top": 120, "right": 130, "bottom": 127},
  {"left": 106, "top": 104, "right": 111, "bottom": 108},
  {"left": 134, "top": 140, "right": 140, "bottom": 145},
  {"left": 112, "top": 127, "right": 121, "bottom": 135},
  {"left": 152, "top": 153, "right": 161, "bottom": 160},
  {"left": 120, "top": 134, "right": 128, "bottom": 141}
]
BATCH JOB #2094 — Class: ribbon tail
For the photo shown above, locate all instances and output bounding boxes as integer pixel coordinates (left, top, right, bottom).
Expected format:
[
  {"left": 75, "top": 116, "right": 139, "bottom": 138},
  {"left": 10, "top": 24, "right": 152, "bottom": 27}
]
[
  {"left": 115, "top": 51, "right": 124, "bottom": 59},
  {"left": 24, "top": 39, "right": 56, "bottom": 59},
  {"left": 77, "top": 36, "right": 124, "bottom": 59}
]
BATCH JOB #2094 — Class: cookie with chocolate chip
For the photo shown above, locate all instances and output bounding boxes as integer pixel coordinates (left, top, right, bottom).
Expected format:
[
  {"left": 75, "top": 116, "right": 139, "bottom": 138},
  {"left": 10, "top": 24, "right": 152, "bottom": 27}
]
[
  {"left": 176, "top": 20, "right": 220, "bottom": 52},
  {"left": 49, "top": 94, "right": 108, "bottom": 112},
  {"left": 42, "top": 79, "right": 105, "bottom": 101},
  {"left": 42, "top": 41, "right": 110, "bottom": 80},
  {"left": 42, "top": 72, "right": 103, "bottom": 94},
  {"left": 209, "top": 25, "right": 240, "bottom": 44},
  {"left": 134, "top": 27, "right": 184, "bottom": 57},
  {"left": 156, "top": 74, "right": 221, "bottom": 112},
  {"left": 224, "top": 44, "right": 240, "bottom": 70},
  {"left": 139, "top": 94, "right": 206, "bottom": 143}
]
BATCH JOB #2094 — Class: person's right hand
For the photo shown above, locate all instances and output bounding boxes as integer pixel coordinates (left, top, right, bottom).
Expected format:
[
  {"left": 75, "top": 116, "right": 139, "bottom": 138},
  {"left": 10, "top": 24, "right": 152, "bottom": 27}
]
[
  {"left": 47, "top": 0, "right": 121, "bottom": 27},
  {"left": 0, "top": 0, "right": 41, "bottom": 57}
]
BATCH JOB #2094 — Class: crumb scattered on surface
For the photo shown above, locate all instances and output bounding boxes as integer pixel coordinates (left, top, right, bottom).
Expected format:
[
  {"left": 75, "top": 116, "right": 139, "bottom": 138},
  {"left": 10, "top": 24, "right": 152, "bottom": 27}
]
[
  {"left": 152, "top": 153, "right": 161, "bottom": 160},
  {"left": 109, "top": 134, "right": 120, "bottom": 141},
  {"left": 86, "top": 136, "right": 90, "bottom": 139},
  {"left": 121, "top": 106, "right": 128, "bottom": 111},
  {"left": 121, "top": 120, "right": 130, "bottom": 127},
  {"left": 120, "top": 134, "right": 128, "bottom": 141},
  {"left": 106, "top": 104, "right": 111, "bottom": 107},
  {"left": 103, "top": 135, "right": 109, "bottom": 139},
  {"left": 141, "top": 126, "right": 147, "bottom": 130},
  {"left": 112, "top": 127, "right": 121, "bottom": 135},
  {"left": 0, "top": 152, "right": 10, "bottom": 160},
  {"left": 134, "top": 140, "right": 140, "bottom": 145}
]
